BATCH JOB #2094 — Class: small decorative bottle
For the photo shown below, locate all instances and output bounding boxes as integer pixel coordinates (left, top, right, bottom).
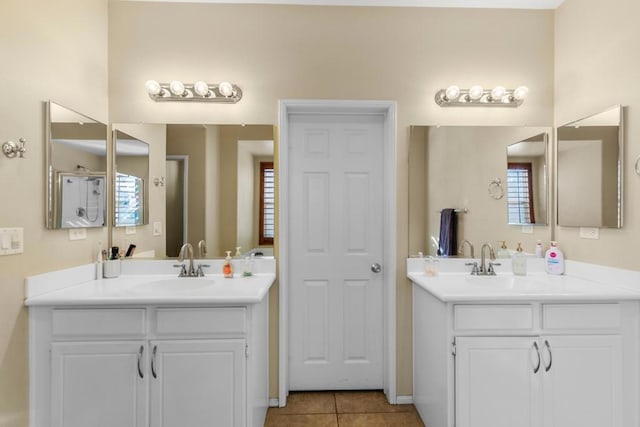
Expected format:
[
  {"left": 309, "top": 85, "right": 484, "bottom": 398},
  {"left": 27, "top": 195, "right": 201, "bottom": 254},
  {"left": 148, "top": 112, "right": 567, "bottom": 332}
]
[
  {"left": 223, "top": 251, "right": 234, "bottom": 278},
  {"left": 243, "top": 254, "right": 254, "bottom": 277},
  {"left": 512, "top": 243, "right": 527, "bottom": 276},
  {"left": 497, "top": 240, "right": 510, "bottom": 259}
]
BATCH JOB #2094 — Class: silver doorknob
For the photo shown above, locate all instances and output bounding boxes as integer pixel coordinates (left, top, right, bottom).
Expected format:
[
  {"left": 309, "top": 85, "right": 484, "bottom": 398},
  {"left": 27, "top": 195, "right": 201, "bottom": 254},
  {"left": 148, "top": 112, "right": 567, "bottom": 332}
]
[{"left": 371, "top": 263, "right": 382, "bottom": 273}]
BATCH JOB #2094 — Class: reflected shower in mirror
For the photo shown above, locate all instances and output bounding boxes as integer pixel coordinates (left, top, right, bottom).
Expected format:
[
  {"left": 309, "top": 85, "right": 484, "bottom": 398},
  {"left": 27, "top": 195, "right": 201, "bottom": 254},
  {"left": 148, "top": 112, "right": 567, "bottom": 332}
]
[
  {"left": 114, "top": 130, "right": 149, "bottom": 227},
  {"left": 506, "top": 133, "right": 548, "bottom": 226},
  {"left": 46, "top": 101, "right": 107, "bottom": 229},
  {"left": 408, "top": 125, "right": 552, "bottom": 258},
  {"left": 557, "top": 105, "right": 623, "bottom": 228}
]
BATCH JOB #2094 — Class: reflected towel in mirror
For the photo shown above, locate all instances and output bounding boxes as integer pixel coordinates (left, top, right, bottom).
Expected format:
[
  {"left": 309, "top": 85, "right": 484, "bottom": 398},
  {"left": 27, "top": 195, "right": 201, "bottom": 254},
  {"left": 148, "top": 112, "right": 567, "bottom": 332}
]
[{"left": 437, "top": 208, "right": 457, "bottom": 257}]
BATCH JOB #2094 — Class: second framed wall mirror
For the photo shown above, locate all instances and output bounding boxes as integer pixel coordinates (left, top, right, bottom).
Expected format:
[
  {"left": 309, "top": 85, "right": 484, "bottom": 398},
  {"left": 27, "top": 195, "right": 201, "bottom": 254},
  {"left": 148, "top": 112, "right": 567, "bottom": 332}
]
[{"left": 556, "top": 105, "right": 623, "bottom": 228}]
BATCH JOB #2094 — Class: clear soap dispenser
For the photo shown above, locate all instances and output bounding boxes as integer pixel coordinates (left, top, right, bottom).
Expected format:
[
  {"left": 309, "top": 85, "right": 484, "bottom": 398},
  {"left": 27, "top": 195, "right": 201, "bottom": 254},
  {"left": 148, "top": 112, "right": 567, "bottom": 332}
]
[{"left": 512, "top": 243, "right": 527, "bottom": 276}]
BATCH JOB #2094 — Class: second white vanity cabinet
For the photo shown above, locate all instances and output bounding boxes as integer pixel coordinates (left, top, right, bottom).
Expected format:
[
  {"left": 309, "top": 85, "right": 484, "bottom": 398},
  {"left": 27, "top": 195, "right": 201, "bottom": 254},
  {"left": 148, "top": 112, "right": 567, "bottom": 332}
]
[{"left": 413, "top": 284, "right": 638, "bottom": 427}]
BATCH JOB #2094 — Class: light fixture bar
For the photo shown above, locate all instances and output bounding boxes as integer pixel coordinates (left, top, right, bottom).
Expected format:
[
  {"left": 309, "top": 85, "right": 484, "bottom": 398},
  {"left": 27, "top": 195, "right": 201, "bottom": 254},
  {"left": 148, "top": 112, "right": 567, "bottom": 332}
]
[
  {"left": 145, "top": 80, "right": 243, "bottom": 103},
  {"left": 435, "top": 85, "right": 528, "bottom": 108}
]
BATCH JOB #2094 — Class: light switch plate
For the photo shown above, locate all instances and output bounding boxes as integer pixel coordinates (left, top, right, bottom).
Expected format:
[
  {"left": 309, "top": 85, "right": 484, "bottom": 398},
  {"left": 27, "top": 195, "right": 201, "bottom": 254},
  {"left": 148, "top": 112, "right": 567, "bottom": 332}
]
[
  {"left": 521, "top": 225, "right": 534, "bottom": 234},
  {"left": 125, "top": 226, "right": 136, "bottom": 235},
  {"left": 68, "top": 228, "right": 87, "bottom": 241},
  {"left": 153, "top": 221, "right": 162, "bottom": 236},
  {"left": 580, "top": 227, "right": 600, "bottom": 239},
  {"left": 0, "top": 228, "right": 23, "bottom": 255}
]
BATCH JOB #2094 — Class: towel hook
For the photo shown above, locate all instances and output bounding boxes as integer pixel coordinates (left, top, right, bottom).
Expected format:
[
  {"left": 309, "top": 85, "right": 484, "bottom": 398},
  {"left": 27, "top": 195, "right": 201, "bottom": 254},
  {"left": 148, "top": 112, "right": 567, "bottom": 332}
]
[{"left": 488, "top": 178, "right": 504, "bottom": 200}]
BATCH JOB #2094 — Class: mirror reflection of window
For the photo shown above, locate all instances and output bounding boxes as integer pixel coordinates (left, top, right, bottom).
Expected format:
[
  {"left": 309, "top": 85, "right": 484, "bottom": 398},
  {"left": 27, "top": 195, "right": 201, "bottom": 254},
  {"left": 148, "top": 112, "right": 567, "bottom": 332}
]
[
  {"left": 507, "top": 163, "right": 535, "bottom": 224},
  {"left": 115, "top": 172, "right": 144, "bottom": 226},
  {"left": 259, "top": 162, "right": 275, "bottom": 245}
]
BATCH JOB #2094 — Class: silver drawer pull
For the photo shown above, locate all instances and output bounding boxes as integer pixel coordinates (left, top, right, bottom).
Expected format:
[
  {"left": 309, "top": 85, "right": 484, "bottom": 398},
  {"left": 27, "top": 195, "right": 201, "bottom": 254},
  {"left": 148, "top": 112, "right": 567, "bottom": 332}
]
[
  {"left": 532, "top": 341, "right": 541, "bottom": 374},
  {"left": 137, "top": 345, "right": 144, "bottom": 379},
  {"left": 544, "top": 340, "right": 552, "bottom": 372},
  {"left": 151, "top": 345, "right": 158, "bottom": 379}
]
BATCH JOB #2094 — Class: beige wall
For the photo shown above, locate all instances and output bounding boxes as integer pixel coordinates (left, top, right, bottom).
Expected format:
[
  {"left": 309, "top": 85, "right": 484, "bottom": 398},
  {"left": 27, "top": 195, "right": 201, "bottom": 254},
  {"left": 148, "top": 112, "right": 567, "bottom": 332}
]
[
  {"left": 555, "top": 0, "right": 640, "bottom": 269},
  {"left": 0, "top": 0, "right": 109, "bottom": 425},
  {"left": 109, "top": 2, "right": 554, "bottom": 398}
]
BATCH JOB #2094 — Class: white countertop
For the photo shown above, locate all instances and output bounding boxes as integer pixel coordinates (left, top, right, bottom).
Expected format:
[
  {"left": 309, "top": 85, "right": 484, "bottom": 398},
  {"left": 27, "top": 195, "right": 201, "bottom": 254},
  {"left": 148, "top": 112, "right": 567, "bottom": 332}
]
[
  {"left": 25, "top": 274, "right": 275, "bottom": 306},
  {"left": 24, "top": 259, "right": 276, "bottom": 307},
  {"left": 407, "top": 258, "right": 640, "bottom": 302}
]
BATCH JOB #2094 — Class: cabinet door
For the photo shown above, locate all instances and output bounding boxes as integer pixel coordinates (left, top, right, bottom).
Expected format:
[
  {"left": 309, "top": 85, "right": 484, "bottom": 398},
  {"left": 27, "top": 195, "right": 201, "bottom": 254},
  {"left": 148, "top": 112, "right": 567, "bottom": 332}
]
[
  {"left": 149, "top": 339, "right": 246, "bottom": 427},
  {"left": 51, "top": 341, "right": 148, "bottom": 427},
  {"left": 542, "top": 335, "right": 622, "bottom": 427},
  {"left": 455, "top": 336, "right": 541, "bottom": 427}
]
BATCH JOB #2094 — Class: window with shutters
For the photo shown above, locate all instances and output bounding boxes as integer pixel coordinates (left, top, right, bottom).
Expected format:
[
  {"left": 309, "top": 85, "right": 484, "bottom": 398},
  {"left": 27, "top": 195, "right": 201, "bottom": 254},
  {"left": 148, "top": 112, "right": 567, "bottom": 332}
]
[
  {"left": 507, "top": 163, "right": 535, "bottom": 224},
  {"left": 259, "top": 162, "right": 275, "bottom": 245}
]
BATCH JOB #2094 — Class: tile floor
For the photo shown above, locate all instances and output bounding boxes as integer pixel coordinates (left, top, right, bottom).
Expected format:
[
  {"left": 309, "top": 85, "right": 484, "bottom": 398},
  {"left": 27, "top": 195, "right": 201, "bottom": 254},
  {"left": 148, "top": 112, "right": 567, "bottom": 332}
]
[{"left": 265, "top": 390, "right": 425, "bottom": 426}]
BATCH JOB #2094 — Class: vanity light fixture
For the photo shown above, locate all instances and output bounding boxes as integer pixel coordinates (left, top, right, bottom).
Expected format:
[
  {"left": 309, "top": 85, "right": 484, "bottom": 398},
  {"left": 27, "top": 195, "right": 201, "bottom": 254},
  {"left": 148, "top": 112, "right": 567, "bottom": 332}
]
[
  {"left": 145, "top": 79, "right": 243, "bottom": 103},
  {"left": 435, "top": 85, "right": 528, "bottom": 107}
]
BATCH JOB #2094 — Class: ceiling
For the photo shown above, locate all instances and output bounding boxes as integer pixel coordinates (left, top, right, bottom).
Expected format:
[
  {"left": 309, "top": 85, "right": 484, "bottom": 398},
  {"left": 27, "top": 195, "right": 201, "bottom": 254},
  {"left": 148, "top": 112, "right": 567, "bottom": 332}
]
[{"left": 127, "top": 0, "right": 565, "bottom": 10}]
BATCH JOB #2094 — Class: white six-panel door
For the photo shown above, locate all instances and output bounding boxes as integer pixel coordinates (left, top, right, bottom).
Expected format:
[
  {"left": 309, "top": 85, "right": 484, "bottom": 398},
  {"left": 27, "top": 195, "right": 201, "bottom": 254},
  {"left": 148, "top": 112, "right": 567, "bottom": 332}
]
[{"left": 288, "top": 113, "right": 385, "bottom": 390}]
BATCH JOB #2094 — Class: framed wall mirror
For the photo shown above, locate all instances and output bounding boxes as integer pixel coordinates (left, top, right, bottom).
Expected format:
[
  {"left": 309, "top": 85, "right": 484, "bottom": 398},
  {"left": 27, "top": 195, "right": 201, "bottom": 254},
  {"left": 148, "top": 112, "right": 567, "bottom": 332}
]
[
  {"left": 46, "top": 101, "right": 107, "bottom": 229},
  {"left": 408, "top": 125, "right": 552, "bottom": 257},
  {"left": 114, "top": 129, "right": 149, "bottom": 227},
  {"left": 557, "top": 105, "right": 623, "bottom": 228},
  {"left": 110, "top": 123, "right": 275, "bottom": 259},
  {"left": 506, "top": 133, "right": 548, "bottom": 226}
]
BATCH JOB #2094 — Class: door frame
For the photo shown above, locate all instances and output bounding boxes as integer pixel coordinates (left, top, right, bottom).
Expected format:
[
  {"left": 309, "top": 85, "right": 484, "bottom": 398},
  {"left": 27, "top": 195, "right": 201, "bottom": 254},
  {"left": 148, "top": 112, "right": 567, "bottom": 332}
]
[
  {"left": 166, "top": 155, "right": 189, "bottom": 250},
  {"left": 277, "top": 99, "right": 397, "bottom": 406}
]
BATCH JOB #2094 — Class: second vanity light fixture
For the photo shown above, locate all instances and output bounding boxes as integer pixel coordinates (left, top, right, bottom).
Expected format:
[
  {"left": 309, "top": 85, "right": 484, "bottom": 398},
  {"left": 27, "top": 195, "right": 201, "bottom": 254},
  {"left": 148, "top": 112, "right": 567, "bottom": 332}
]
[
  {"left": 145, "top": 80, "right": 243, "bottom": 103},
  {"left": 435, "top": 85, "right": 529, "bottom": 108}
]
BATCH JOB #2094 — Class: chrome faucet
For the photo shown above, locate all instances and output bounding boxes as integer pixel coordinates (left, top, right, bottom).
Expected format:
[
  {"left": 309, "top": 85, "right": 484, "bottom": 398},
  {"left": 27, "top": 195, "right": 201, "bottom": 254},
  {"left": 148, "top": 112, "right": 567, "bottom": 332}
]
[
  {"left": 197, "top": 239, "right": 207, "bottom": 259},
  {"left": 458, "top": 239, "right": 475, "bottom": 258},
  {"left": 479, "top": 242, "right": 500, "bottom": 275},
  {"left": 178, "top": 243, "right": 196, "bottom": 277}
]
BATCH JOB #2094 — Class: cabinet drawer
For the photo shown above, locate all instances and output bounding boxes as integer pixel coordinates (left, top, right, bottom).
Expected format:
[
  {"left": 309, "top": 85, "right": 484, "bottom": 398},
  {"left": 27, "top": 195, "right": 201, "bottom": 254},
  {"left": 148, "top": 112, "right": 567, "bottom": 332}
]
[
  {"left": 454, "top": 304, "right": 534, "bottom": 331},
  {"left": 154, "top": 307, "right": 246, "bottom": 337},
  {"left": 52, "top": 308, "right": 146, "bottom": 338},
  {"left": 543, "top": 304, "right": 621, "bottom": 330}
]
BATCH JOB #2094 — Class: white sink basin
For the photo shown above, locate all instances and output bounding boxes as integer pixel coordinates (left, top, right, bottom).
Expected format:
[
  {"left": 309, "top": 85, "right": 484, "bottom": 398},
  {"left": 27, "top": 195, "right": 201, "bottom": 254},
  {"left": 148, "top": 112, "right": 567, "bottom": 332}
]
[
  {"left": 465, "top": 275, "right": 549, "bottom": 290},
  {"left": 132, "top": 277, "right": 216, "bottom": 293}
]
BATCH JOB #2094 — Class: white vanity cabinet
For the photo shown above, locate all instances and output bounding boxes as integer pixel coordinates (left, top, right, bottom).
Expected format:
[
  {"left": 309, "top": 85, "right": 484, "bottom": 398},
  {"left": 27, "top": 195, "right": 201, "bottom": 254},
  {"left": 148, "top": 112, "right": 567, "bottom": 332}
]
[
  {"left": 30, "top": 303, "right": 268, "bottom": 427},
  {"left": 413, "top": 285, "right": 637, "bottom": 427}
]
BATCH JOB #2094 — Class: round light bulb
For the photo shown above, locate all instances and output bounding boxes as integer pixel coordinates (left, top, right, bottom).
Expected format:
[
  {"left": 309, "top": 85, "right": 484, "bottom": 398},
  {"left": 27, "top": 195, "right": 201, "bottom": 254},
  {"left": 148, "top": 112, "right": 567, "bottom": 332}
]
[
  {"left": 513, "top": 86, "right": 529, "bottom": 100},
  {"left": 490, "top": 86, "right": 506, "bottom": 100},
  {"left": 218, "top": 81, "right": 234, "bottom": 97},
  {"left": 145, "top": 80, "right": 162, "bottom": 96},
  {"left": 444, "top": 85, "right": 460, "bottom": 100},
  {"left": 169, "top": 80, "right": 186, "bottom": 96},
  {"left": 193, "top": 81, "right": 210, "bottom": 97},
  {"left": 468, "top": 85, "right": 484, "bottom": 100}
]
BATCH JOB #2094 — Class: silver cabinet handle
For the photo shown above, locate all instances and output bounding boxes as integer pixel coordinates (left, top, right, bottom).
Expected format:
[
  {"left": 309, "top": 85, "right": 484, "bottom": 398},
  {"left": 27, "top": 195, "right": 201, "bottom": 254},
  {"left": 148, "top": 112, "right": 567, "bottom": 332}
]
[
  {"left": 151, "top": 345, "right": 158, "bottom": 379},
  {"left": 371, "top": 263, "right": 382, "bottom": 273},
  {"left": 544, "top": 340, "right": 552, "bottom": 372},
  {"left": 532, "top": 341, "right": 541, "bottom": 374},
  {"left": 137, "top": 345, "right": 144, "bottom": 379}
]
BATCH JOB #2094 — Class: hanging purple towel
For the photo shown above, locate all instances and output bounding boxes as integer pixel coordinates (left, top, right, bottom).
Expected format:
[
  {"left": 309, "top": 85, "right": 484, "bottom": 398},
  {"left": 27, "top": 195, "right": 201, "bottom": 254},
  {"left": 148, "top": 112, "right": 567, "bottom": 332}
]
[{"left": 437, "top": 209, "right": 458, "bottom": 257}]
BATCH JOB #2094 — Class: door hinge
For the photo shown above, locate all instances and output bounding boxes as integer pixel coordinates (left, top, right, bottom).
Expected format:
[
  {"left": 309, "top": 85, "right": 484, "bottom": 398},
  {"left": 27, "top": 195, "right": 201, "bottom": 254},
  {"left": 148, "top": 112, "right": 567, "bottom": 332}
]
[
  {"left": 451, "top": 338, "right": 456, "bottom": 357},
  {"left": 245, "top": 344, "right": 249, "bottom": 359}
]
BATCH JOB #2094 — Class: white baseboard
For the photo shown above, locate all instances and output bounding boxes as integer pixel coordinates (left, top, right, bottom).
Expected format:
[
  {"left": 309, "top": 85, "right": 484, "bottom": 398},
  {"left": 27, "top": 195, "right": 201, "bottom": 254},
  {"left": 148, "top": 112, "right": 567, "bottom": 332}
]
[
  {"left": 396, "top": 395, "right": 413, "bottom": 405},
  {"left": 269, "top": 398, "right": 280, "bottom": 407}
]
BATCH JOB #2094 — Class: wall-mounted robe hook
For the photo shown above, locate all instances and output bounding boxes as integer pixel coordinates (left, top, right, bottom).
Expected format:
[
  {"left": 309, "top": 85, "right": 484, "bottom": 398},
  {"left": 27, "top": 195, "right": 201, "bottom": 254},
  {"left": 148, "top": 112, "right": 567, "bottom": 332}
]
[{"left": 2, "top": 138, "right": 27, "bottom": 159}]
